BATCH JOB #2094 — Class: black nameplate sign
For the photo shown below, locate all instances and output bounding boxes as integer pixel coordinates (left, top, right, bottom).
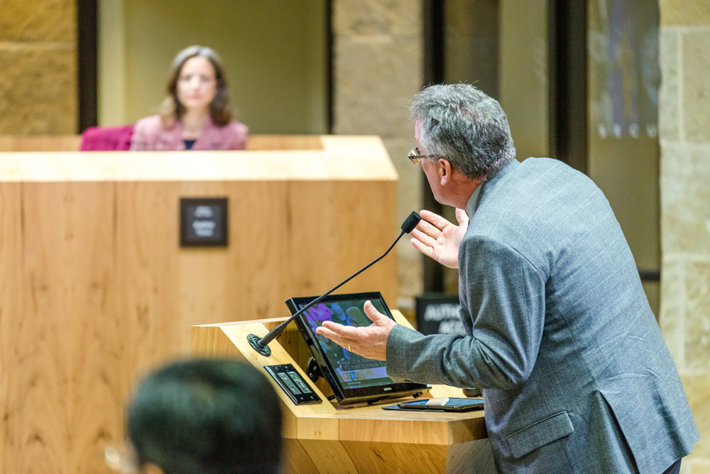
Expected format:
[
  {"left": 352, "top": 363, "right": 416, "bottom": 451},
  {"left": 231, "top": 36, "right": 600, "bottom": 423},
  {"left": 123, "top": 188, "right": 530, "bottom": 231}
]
[
  {"left": 415, "top": 293, "right": 463, "bottom": 335},
  {"left": 179, "top": 197, "right": 228, "bottom": 247}
]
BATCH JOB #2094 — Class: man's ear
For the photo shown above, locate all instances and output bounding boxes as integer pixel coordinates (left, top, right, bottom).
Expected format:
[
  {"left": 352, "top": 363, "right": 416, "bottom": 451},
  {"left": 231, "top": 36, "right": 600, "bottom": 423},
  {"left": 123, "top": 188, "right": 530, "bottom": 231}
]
[{"left": 438, "top": 158, "right": 453, "bottom": 185}]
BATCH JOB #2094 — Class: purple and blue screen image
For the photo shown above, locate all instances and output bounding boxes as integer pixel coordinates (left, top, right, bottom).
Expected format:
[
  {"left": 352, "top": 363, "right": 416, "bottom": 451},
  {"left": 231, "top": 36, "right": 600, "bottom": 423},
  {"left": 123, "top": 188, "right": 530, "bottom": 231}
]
[{"left": 302, "top": 300, "right": 393, "bottom": 389}]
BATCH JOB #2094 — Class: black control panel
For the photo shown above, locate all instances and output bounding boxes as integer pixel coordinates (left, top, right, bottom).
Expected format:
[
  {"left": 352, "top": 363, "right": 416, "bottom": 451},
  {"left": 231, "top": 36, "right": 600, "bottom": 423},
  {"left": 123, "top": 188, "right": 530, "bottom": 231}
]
[{"left": 264, "top": 364, "right": 322, "bottom": 405}]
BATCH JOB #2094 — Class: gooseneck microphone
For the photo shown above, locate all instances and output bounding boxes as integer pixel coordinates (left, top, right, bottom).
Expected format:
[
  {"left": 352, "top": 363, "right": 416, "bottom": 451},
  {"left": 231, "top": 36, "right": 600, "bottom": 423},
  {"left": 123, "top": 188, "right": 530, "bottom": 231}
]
[{"left": 248, "top": 211, "right": 422, "bottom": 356}]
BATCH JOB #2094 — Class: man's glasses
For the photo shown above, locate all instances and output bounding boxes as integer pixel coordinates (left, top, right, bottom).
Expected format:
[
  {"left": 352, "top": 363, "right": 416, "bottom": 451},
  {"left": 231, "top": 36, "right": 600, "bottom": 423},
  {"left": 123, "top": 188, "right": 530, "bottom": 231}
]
[{"left": 407, "top": 146, "right": 437, "bottom": 164}]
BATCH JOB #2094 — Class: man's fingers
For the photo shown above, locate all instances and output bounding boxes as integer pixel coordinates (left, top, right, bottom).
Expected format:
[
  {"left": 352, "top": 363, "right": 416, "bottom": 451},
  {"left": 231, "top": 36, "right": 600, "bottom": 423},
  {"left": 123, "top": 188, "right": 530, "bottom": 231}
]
[
  {"left": 318, "top": 321, "right": 356, "bottom": 342},
  {"left": 410, "top": 236, "right": 435, "bottom": 258},
  {"left": 363, "top": 301, "right": 396, "bottom": 332},
  {"left": 419, "top": 209, "right": 453, "bottom": 230},
  {"left": 316, "top": 325, "right": 347, "bottom": 349},
  {"left": 410, "top": 228, "right": 437, "bottom": 247},
  {"left": 363, "top": 300, "right": 383, "bottom": 321},
  {"left": 415, "top": 219, "right": 441, "bottom": 239},
  {"left": 317, "top": 305, "right": 392, "bottom": 361},
  {"left": 454, "top": 208, "right": 469, "bottom": 226},
  {"left": 320, "top": 320, "right": 348, "bottom": 335},
  {"left": 317, "top": 321, "right": 337, "bottom": 335}
]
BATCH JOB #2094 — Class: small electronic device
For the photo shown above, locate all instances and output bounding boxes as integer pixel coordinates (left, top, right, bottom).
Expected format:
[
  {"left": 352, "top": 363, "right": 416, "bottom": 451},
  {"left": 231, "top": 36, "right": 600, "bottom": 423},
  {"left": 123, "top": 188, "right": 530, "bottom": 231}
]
[
  {"left": 286, "top": 291, "right": 430, "bottom": 405},
  {"left": 394, "top": 397, "right": 484, "bottom": 412},
  {"left": 264, "top": 364, "right": 322, "bottom": 405},
  {"left": 462, "top": 387, "right": 482, "bottom": 397}
]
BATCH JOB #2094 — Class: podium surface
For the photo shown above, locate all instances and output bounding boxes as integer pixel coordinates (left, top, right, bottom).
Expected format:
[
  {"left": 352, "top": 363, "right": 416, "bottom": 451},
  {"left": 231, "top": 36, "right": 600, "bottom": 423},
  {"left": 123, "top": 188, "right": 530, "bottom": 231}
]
[{"left": 192, "top": 314, "right": 495, "bottom": 473}]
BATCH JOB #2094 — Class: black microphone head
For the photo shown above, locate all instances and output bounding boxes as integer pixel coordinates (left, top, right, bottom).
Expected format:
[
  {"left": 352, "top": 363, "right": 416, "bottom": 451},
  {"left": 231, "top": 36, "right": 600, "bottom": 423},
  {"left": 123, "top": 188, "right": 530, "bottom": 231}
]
[{"left": 401, "top": 211, "right": 422, "bottom": 233}]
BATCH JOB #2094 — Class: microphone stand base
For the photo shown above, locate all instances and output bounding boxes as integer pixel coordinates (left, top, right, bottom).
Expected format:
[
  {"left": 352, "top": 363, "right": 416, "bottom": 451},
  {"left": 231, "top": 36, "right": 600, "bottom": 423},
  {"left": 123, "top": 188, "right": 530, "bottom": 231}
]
[{"left": 247, "top": 333, "right": 272, "bottom": 356}]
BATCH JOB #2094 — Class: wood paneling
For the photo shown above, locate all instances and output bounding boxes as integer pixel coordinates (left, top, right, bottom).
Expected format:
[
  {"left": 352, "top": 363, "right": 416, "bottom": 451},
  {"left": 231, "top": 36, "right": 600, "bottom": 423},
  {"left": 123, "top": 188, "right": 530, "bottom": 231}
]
[
  {"left": 0, "top": 134, "right": 321, "bottom": 152},
  {"left": 0, "top": 135, "right": 81, "bottom": 151},
  {"left": 0, "top": 136, "right": 398, "bottom": 473}
]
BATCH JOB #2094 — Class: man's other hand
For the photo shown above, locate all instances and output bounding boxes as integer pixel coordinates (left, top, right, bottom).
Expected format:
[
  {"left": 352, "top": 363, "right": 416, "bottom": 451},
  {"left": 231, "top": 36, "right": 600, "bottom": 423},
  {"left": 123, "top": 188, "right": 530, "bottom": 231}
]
[
  {"left": 315, "top": 300, "right": 394, "bottom": 361},
  {"left": 409, "top": 208, "right": 468, "bottom": 269}
]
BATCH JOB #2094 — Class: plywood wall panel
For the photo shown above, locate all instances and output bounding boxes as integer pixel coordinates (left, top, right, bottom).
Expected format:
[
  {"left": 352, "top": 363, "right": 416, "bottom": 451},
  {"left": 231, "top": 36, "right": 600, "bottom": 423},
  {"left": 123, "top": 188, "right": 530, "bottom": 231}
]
[
  {"left": 0, "top": 183, "right": 22, "bottom": 473},
  {"left": 287, "top": 180, "right": 340, "bottom": 299},
  {"left": 331, "top": 180, "right": 398, "bottom": 303},
  {"left": 15, "top": 181, "right": 117, "bottom": 473},
  {"left": 216, "top": 180, "right": 291, "bottom": 321}
]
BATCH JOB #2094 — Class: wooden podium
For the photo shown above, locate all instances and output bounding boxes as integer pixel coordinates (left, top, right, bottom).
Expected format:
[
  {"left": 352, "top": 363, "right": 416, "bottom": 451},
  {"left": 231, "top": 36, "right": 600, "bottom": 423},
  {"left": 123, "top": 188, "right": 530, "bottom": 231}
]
[
  {"left": 0, "top": 136, "right": 400, "bottom": 473},
  {"left": 192, "top": 313, "right": 495, "bottom": 473}
]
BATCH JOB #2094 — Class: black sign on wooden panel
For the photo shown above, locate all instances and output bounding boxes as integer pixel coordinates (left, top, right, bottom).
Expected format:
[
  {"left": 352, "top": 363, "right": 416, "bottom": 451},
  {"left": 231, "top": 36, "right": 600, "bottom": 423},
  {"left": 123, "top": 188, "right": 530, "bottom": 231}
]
[{"left": 179, "top": 197, "right": 228, "bottom": 247}]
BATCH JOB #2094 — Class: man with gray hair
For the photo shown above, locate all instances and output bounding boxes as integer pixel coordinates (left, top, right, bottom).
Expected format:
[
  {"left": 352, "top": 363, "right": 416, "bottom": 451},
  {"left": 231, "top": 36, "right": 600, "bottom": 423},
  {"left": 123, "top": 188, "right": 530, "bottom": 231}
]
[{"left": 317, "top": 83, "right": 698, "bottom": 472}]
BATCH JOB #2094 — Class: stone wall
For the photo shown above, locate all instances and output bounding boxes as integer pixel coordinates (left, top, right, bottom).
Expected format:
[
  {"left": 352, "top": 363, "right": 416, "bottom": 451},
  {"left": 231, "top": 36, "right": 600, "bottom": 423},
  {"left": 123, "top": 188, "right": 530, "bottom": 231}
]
[
  {"left": 331, "top": 0, "right": 425, "bottom": 311},
  {"left": 659, "top": 0, "right": 710, "bottom": 471},
  {"left": 0, "top": 0, "right": 77, "bottom": 134}
]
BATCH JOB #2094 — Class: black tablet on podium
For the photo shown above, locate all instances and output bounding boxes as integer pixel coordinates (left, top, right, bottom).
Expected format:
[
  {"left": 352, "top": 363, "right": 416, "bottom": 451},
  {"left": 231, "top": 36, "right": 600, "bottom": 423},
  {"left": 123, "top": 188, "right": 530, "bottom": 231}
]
[{"left": 285, "top": 291, "right": 429, "bottom": 405}]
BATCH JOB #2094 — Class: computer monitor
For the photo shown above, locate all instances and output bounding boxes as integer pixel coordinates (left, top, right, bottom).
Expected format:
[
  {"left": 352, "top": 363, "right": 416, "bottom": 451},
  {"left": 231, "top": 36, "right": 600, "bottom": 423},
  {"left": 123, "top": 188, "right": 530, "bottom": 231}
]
[{"left": 285, "top": 291, "right": 429, "bottom": 405}]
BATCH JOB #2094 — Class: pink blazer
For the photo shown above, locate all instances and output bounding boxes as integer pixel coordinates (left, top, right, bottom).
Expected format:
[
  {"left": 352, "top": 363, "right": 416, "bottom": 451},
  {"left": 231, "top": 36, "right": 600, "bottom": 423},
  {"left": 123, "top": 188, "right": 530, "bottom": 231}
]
[{"left": 129, "top": 115, "right": 248, "bottom": 151}]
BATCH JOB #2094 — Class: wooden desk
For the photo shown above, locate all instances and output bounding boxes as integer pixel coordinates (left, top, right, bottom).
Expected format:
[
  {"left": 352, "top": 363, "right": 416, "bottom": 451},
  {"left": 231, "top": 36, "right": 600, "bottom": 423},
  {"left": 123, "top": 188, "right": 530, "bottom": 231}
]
[
  {"left": 0, "top": 135, "right": 398, "bottom": 473},
  {"left": 191, "top": 313, "right": 494, "bottom": 473}
]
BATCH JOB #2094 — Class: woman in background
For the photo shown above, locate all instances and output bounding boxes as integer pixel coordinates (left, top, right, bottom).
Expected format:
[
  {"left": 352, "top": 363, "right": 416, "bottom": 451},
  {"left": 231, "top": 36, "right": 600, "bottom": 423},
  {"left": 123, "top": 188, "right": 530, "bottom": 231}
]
[{"left": 130, "top": 45, "right": 248, "bottom": 151}]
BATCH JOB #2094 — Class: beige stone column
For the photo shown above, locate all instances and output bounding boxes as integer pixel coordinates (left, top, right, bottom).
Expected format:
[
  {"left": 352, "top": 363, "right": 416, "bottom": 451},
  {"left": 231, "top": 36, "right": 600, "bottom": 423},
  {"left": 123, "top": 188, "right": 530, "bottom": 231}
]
[
  {"left": 0, "top": 0, "right": 77, "bottom": 134},
  {"left": 659, "top": 0, "right": 710, "bottom": 470},
  {"left": 331, "top": 0, "right": 425, "bottom": 310}
]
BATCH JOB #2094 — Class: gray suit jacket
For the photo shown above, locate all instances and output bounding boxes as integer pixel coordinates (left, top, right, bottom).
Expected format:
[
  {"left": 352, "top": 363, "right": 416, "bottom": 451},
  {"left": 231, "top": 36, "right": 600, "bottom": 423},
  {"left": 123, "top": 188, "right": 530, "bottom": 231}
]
[{"left": 388, "top": 158, "right": 698, "bottom": 472}]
